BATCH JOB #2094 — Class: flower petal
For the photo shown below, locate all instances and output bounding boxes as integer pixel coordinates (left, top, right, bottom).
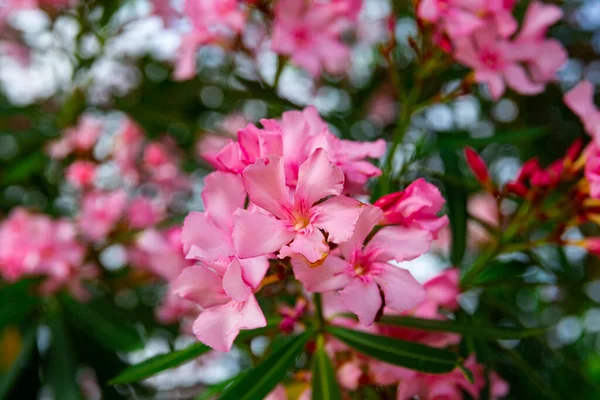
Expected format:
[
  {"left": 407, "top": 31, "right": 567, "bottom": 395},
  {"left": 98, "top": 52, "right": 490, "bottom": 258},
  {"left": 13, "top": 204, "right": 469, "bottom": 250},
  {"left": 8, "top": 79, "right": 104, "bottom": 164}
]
[
  {"left": 173, "top": 265, "right": 229, "bottom": 308},
  {"left": 339, "top": 278, "right": 381, "bottom": 326},
  {"left": 238, "top": 256, "right": 270, "bottom": 290},
  {"left": 373, "top": 263, "right": 425, "bottom": 312},
  {"left": 279, "top": 228, "right": 329, "bottom": 263},
  {"left": 182, "top": 212, "right": 233, "bottom": 261},
  {"left": 202, "top": 171, "right": 246, "bottom": 228},
  {"left": 233, "top": 209, "right": 294, "bottom": 258},
  {"left": 242, "top": 156, "right": 291, "bottom": 219},
  {"left": 366, "top": 226, "right": 432, "bottom": 263},
  {"left": 295, "top": 148, "right": 344, "bottom": 206},
  {"left": 192, "top": 295, "right": 266, "bottom": 352},
  {"left": 291, "top": 255, "right": 352, "bottom": 292},
  {"left": 223, "top": 258, "right": 253, "bottom": 302},
  {"left": 338, "top": 204, "right": 383, "bottom": 260},
  {"left": 312, "top": 195, "right": 363, "bottom": 243}
]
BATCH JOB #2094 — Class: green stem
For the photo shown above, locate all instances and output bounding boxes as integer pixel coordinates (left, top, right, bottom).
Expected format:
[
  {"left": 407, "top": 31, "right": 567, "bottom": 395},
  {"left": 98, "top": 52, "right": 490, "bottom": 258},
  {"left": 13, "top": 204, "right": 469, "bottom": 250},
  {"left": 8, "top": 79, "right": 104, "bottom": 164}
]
[
  {"left": 272, "top": 55, "right": 286, "bottom": 90},
  {"left": 313, "top": 293, "right": 325, "bottom": 332},
  {"left": 460, "top": 242, "right": 498, "bottom": 289}
]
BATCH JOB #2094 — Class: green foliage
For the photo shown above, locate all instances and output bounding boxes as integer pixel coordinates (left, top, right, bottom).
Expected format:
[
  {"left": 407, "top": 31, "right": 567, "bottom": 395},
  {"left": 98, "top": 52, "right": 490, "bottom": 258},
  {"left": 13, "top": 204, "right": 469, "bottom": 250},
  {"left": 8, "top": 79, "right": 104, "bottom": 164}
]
[{"left": 311, "top": 335, "right": 342, "bottom": 400}]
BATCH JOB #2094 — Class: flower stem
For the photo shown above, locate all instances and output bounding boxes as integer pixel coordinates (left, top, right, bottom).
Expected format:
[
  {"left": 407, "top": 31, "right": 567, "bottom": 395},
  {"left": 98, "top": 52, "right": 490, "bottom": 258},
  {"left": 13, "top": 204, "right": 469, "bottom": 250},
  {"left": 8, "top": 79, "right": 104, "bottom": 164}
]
[{"left": 313, "top": 293, "right": 325, "bottom": 332}]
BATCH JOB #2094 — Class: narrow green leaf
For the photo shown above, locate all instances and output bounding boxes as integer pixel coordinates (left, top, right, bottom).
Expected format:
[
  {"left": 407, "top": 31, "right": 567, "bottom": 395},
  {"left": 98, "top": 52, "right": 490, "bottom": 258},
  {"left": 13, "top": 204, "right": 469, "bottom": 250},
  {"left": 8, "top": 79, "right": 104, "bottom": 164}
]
[
  {"left": 0, "top": 326, "right": 37, "bottom": 399},
  {"left": 311, "top": 335, "right": 341, "bottom": 400},
  {"left": 110, "top": 342, "right": 210, "bottom": 386},
  {"left": 61, "top": 296, "right": 143, "bottom": 352},
  {"left": 440, "top": 150, "right": 468, "bottom": 265},
  {"left": 195, "top": 377, "right": 237, "bottom": 400},
  {"left": 471, "top": 260, "right": 529, "bottom": 286},
  {"left": 219, "top": 330, "right": 312, "bottom": 400},
  {"left": 110, "top": 319, "right": 281, "bottom": 385},
  {"left": 326, "top": 326, "right": 459, "bottom": 374},
  {"left": 46, "top": 311, "right": 83, "bottom": 400},
  {"left": 501, "top": 347, "right": 561, "bottom": 400},
  {"left": 370, "top": 315, "right": 545, "bottom": 339},
  {"left": 0, "top": 281, "right": 39, "bottom": 331}
]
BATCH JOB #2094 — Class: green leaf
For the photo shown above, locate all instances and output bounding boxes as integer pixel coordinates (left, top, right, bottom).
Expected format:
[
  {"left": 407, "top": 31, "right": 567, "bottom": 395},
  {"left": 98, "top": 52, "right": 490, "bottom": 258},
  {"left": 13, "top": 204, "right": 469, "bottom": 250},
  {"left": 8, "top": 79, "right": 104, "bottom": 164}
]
[
  {"left": 0, "top": 281, "right": 39, "bottom": 332},
  {"left": 0, "top": 325, "right": 37, "bottom": 399},
  {"left": 437, "top": 127, "right": 547, "bottom": 150},
  {"left": 326, "top": 326, "right": 459, "bottom": 374},
  {"left": 46, "top": 311, "right": 83, "bottom": 400},
  {"left": 219, "top": 330, "right": 312, "bottom": 400},
  {"left": 501, "top": 347, "right": 561, "bottom": 400},
  {"left": 110, "top": 319, "right": 281, "bottom": 385},
  {"left": 61, "top": 296, "right": 143, "bottom": 352},
  {"left": 371, "top": 315, "right": 545, "bottom": 339},
  {"left": 440, "top": 150, "right": 468, "bottom": 265},
  {"left": 0, "top": 152, "right": 48, "bottom": 186},
  {"left": 311, "top": 335, "right": 341, "bottom": 400},
  {"left": 471, "top": 260, "right": 529, "bottom": 286},
  {"left": 110, "top": 342, "right": 210, "bottom": 386}
]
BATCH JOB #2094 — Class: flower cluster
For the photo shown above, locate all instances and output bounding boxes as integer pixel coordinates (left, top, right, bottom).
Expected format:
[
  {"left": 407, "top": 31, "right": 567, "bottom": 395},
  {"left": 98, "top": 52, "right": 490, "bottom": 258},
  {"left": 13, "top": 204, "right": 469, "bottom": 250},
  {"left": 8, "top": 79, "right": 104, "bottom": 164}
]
[
  {"left": 418, "top": 0, "right": 567, "bottom": 99},
  {"left": 161, "top": 0, "right": 364, "bottom": 80},
  {"left": 0, "top": 208, "right": 94, "bottom": 299},
  {"left": 175, "top": 106, "right": 447, "bottom": 351}
]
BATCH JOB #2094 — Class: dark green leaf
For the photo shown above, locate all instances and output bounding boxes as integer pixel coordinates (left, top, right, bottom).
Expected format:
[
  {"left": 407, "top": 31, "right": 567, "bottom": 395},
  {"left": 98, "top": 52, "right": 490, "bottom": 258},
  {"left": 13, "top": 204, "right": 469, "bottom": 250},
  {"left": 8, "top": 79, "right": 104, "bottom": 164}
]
[
  {"left": 437, "top": 128, "right": 547, "bottom": 150},
  {"left": 110, "top": 319, "right": 281, "bottom": 385},
  {"left": 501, "top": 346, "right": 561, "bottom": 400},
  {"left": 471, "top": 260, "right": 529, "bottom": 286},
  {"left": 46, "top": 311, "right": 82, "bottom": 400},
  {"left": 0, "top": 325, "right": 37, "bottom": 399},
  {"left": 311, "top": 335, "right": 341, "bottom": 400},
  {"left": 0, "top": 281, "right": 39, "bottom": 332},
  {"left": 370, "top": 315, "right": 545, "bottom": 339},
  {"left": 440, "top": 150, "right": 468, "bottom": 265},
  {"left": 326, "top": 326, "right": 459, "bottom": 374},
  {"left": 219, "top": 330, "right": 312, "bottom": 400},
  {"left": 61, "top": 296, "right": 143, "bottom": 352}
]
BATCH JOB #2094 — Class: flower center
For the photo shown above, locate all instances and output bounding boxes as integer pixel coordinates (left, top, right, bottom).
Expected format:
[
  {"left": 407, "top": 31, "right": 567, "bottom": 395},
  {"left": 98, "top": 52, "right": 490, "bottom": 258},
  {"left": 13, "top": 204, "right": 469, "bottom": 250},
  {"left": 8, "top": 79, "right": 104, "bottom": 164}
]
[
  {"left": 353, "top": 263, "right": 366, "bottom": 276},
  {"left": 480, "top": 49, "right": 500, "bottom": 69}
]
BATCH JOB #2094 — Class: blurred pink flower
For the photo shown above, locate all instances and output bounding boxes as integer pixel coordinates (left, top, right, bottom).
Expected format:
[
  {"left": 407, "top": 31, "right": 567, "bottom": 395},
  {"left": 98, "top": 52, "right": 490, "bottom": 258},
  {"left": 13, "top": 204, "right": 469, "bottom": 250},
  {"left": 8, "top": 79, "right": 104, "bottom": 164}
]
[
  {"left": 271, "top": 0, "right": 351, "bottom": 76},
  {"left": 65, "top": 160, "right": 96, "bottom": 188},
  {"left": 78, "top": 191, "right": 128, "bottom": 242},
  {"left": 564, "top": 80, "right": 600, "bottom": 141}
]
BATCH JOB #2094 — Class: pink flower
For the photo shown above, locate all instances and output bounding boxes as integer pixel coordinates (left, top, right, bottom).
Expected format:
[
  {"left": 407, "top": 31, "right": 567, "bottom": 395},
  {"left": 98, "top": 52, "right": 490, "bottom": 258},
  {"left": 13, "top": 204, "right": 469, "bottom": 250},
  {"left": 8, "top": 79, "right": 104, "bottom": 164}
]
[
  {"left": 184, "top": 0, "right": 246, "bottom": 34},
  {"left": 292, "top": 205, "right": 429, "bottom": 326},
  {"left": 182, "top": 171, "right": 246, "bottom": 263},
  {"left": 233, "top": 149, "right": 363, "bottom": 263},
  {"left": 373, "top": 178, "right": 448, "bottom": 238},
  {"left": 78, "top": 191, "right": 128, "bottom": 241},
  {"left": 173, "top": 29, "right": 214, "bottom": 81},
  {"left": 0, "top": 208, "right": 88, "bottom": 295},
  {"left": 133, "top": 228, "right": 190, "bottom": 281},
  {"left": 65, "top": 160, "right": 96, "bottom": 188},
  {"left": 564, "top": 80, "right": 600, "bottom": 141},
  {"left": 151, "top": 0, "right": 179, "bottom": 27},
  {"left": 586, "top": 144, "right": 600, "bottom": 199},
  {"left": 173, "top": 256, "right": 269, "bottom": 351},
  {"left": 271, "top": 0, "right": 351, "bottom": 76},
  {"left": 417, "top": 0, "right": 486, "bottom": 38},
  {"left": 454, "top": 29, "right": 544, "bottom": 100},
  {"left": 126, "top": 196, "right": 165, "bottom": 230},
  {"left": 47, "top": 116, "right": 102, "bottom": 159}
]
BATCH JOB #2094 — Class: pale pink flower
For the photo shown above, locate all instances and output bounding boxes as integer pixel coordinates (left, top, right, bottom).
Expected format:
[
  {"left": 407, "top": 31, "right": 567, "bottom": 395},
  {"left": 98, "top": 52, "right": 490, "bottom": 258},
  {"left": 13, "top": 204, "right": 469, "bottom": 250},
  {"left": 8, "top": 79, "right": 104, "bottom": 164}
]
[
  {"left": 182, "top": 171, "right": 246, "bottom": 263},
  {"left": 47, "top": 116, "right": 102, "bottom": 159},
  {"left": 133, "top": 228, "right": 190, "bottom": 280},
  {"left": 184, "top": 0, "right": 246, "bottom": 33},
  {"left": 418, "top": 0, "right": 486, "bottom": 38},
  {"left": 564, "top": 80, "right": 600, "bottom": 141},
  {"left": 0, "top": 208, "right": 88, "bottom": 295},
  {"left": 65, "top": 160, "right": 96, "bottom": 188},
  {"left": 78, "top": 191, "right": 128, "bottom": 242},
  {"left": 173, "top": 28, "right": 214, "bottom": 81},
  {"left": 373, "top": 178, "right": 448, "bottom": 238},
  {"left": 126, "top": 196, "right": 165, "bottom": 230},
  {"left": 265, "top": 385, "right": 288, "bottom": 400},
  {"left": 151, "top": 0, "right": 179, "bottom": 27},
  {"left": 271, "top": 0, "right": 351, "bottom": 76},
  {"left": 292, "top": 205, "right": 429, "bottom": 326},
  {"left": 233, "top": 149, "right": 363, "bottom": 263},
  {"left": 173, "top": 256, "right": 269, "bottom": 351}
]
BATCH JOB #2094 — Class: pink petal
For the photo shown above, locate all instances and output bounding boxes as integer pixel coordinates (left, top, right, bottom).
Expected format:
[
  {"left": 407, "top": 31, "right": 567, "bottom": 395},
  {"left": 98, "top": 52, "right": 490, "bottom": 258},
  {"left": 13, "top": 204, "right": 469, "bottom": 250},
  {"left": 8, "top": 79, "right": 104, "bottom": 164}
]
[
  {"left": 504, "top": 64, "right": 545, "bottom": 95},
  {"left": 444, "top": 9, "right": 484, "bottom": 38},
  {"left": 311, "top": 195, "right": 363, "bottom": 243},
  {"left": 233, "top": 209, "right": 295, "bottom": 258},
  {"left": 338, "top": 204, "right": 383, "bottom": 260},
  {"left": 291, "top": 255, "right": 352, "bottom": 292},
  {"left": 417, "top": 0, "right": 441, "bottom": 21},
  {"left": 242, "top": 156, "right": 291, "bottom": 219},
  {"left": 192, "top": 295, "right": 266, "bottom": 352},
  {"left": 564, "top": 80, "right": 596, "bottom": 119},
  {"left": 173, "top": 265, "right": 229, "bottom": 308},
  {"left": 295, "top": 148, "right": 344, "bottom": 206},
  {"left": 373, "top": 264, "right": 425, "bottom": 312},
  {"left": 202, "top": 171, "right": 246, "bottom": 228},
  {"left": 517, "top": 1, "right": 562, "bottom": 41},
  {"left": 278, "top": 228, "right": 329, "bottom": 263},
  {"left": 182, "top": 212, "right": 233, "bottom": 261},
  {"left": 366, "top": 226, "right": 432, "bottom": 263},
  {"left": 238, "top": 256, "right": 270, "bottom": 290},
  {"left": 223, "top": 258, "right": 253, "bottom": 302},
  {"left": 339, "top": 278, "right": 381, "bottom": 326}
]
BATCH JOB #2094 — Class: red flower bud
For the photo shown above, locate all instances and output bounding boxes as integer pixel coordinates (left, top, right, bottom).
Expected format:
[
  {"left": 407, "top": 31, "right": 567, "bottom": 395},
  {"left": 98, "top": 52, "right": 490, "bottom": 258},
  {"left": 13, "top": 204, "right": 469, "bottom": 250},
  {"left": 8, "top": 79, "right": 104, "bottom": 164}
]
[{"left": 464, "top": 147, "right": 490, "bottom": 185}]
